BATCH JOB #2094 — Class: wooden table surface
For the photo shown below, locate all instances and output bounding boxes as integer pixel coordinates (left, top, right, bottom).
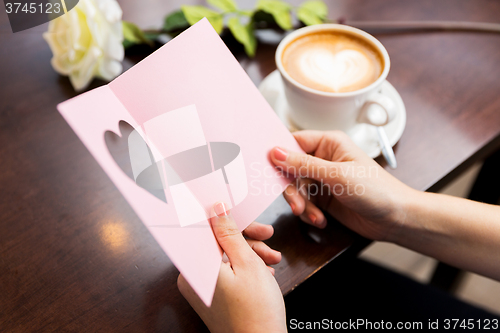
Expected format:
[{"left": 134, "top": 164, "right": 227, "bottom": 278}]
[{"left": 1, "top": 0, "right": 500, "bottom": 331}]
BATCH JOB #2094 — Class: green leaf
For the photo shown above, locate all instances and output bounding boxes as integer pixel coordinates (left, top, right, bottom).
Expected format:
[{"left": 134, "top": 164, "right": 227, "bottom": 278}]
[
  {"left": 207, "top": 0, "right": 237, "bottom": 12},
  {"left": 251, "top": 10, "right": 276, "bottom": 26},
  {"left": 164, "top": 10, "right": 190, "bottom": 32},
  {"left": 299, "top": 0, "right": 328, "bottom": 18},
  {"left": 238, "top": 9, "right": 254, "bottom": 16},
  {"left": 297, "top": 8, "right": 322, "bottom": 25},
  {"left": 181, "top": 5, "right": 224, "bottom": 34},
  {"left": 257, "top": 0, "right": 291, "bottom": 14},
  {"left": 122, "top": 39, "right": 134, "bottom": 49},
  {"left": 144, "top": 32, "right": 161, "bottom": 41},
  {"left": 256, "top": 0, "right": 292, "bottom": 30},
  {"left": 122, "top": 21, "right": 153, "bottom": 47},
  {"left": 297, "top": 0, "right": 328, "bottom": 26},
  {"left": 228, "top": 17, "right": 257, "bottom": 57}
]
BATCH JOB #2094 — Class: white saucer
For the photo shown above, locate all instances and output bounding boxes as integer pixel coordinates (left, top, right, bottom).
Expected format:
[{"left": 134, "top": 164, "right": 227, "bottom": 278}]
[{"left": 259, "top": 70, "right": 407, "bottom": 159}]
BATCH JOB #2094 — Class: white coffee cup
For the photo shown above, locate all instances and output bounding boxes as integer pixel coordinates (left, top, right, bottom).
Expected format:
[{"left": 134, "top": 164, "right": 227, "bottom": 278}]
[{"left": 275, "top": 24, "right": 396, "bottom": 133}]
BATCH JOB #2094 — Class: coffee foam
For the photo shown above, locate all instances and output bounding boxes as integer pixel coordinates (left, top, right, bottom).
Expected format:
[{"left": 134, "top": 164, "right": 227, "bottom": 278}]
[{"left": 282, "top": 32, "right": 383, "bottom": 93}]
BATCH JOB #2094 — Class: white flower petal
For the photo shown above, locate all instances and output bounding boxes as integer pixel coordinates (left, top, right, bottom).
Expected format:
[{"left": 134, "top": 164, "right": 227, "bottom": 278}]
[
  {"left": 43, "top": 0, "right": 124, "bottom": 90},
  {"left": 69, "top": 46, "right": 100, "bottom": 91},
  {"left": 98, "top": 59, "right": 122, "bottom": 81}
]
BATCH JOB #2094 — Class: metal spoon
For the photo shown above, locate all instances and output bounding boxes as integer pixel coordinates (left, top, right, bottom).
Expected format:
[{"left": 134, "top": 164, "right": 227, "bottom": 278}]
[
  {"left": 358, "top": 103, "right": 398, "bottom": 169},
  {"left": 376, "top": 125, "right": 397, "bottom": 169}
]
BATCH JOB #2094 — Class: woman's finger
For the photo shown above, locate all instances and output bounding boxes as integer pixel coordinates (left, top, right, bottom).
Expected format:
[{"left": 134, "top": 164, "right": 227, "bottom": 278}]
[
  {"left": 246, "top": 239, "right": 282, "bottom": 266},
  {"left": 283, "top": 182, "right": 306, "bottom": 215},
  {"left": 300, "top": 199, "right": 327, "bottom": 229},
  {"left": 243, "top": 221, "right": 274, "bottom": 241},
  {"left": 284, "top": 178, "right": 327, "bottom": 228}
]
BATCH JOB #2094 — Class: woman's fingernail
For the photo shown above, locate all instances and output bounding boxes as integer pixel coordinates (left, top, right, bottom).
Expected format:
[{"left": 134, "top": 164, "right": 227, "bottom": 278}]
[
  {"left": 308, "top": 214, "right": 317, "bottom": 224},
  {"left": 214, "top": 202, "right": 228, "bottom": 217},
  {"left": 290, "top": 203, "right": 296, "bottom": 214},
  {"left": 274, "top": 147, "right": 288, "bottom": 161}
]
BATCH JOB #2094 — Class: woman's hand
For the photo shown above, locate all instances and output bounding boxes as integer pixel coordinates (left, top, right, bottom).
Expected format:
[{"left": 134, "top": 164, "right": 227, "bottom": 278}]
[
  {"left": 271, "top": 130, "right": 417, "bottom": 242},
  {"left": 178, "top": 202, "right": 287, "bottom": 333},
  {"left": 240, "top": 220, "right": 282, "bottom": 276}
]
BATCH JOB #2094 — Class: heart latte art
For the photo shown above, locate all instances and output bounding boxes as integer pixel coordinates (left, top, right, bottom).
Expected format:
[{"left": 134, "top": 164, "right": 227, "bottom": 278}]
[{"left": 282, "top": 32, "right": 383, "bottom": 93}]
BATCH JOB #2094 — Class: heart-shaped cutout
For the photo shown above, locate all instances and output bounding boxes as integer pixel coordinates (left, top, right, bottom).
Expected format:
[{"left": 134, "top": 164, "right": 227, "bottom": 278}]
[
  {"left": 105, "top": 121, "right": 167, "bottom": 203},
  {"left": 104, "top": 116, "right": 248, "bottom": 228}
]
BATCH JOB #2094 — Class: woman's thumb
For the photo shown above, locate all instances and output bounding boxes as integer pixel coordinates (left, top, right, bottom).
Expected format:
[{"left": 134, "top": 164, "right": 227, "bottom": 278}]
[
  {"left": 271, "top": 147, "right": 335, "bottom": 182},
  {"left": 210, "top": 202, "right": 253, "bottom": 268}
]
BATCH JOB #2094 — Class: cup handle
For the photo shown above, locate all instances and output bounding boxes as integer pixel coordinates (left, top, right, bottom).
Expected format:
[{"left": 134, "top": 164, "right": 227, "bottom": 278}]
[{"left": 357, "top": 92, "right": 397, "bottom": 126}]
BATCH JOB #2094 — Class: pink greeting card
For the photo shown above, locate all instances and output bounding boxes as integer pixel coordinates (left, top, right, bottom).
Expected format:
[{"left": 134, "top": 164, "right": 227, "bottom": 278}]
[{"left": 58, "top": 18, "right": 301, "bottom": 306}]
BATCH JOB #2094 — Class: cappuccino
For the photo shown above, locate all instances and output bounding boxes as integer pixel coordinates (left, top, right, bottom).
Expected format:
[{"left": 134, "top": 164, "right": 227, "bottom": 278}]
[{"left": 282, "top": 32, "right": 383, "bottom": 93}]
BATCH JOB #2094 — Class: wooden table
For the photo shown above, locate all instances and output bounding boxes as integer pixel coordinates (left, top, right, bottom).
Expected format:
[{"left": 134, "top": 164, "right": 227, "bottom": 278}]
[{"left": 1, "top": 0, "right": 500, "bottom": 331}]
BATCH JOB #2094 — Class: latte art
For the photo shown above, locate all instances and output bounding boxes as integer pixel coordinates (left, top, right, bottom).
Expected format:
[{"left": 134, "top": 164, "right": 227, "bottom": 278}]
[
  {"left": 282, "top": 32, "right": 383, "bottom": 93},
  {"left": 298, "top": 48, "right": 374, "bottom": 93}
]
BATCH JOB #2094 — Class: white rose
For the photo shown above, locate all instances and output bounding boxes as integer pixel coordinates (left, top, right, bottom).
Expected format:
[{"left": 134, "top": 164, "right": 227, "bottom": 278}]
[{"left": 43, "top": 0, "right": 124, "bottom": 91}]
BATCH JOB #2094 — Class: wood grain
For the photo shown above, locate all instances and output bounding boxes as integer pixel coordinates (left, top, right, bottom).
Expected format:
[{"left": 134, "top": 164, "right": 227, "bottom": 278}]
[{"left": 1, "top": 0, "right": 500, "bottom": 331}]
